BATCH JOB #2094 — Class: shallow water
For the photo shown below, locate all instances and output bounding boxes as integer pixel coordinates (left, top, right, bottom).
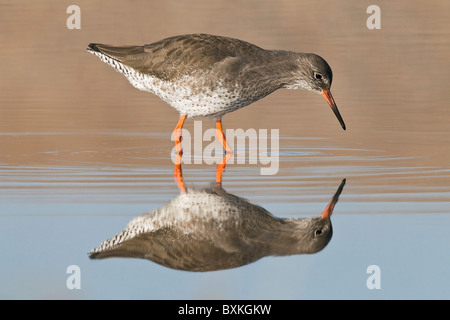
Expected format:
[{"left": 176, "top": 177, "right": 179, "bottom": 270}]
[{"left": 1, "top": 1, "right": 449, "bottom": 299}]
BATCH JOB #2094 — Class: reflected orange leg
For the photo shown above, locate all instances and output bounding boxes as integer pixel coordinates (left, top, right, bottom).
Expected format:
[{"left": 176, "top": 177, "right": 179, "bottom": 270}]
[
  {"left": 173, "top": 115, "right": 187, "bottom": 155},
  {"left": 216, "top": 119, "right": 233, "bottom": 154},
  {"left": 173, "top": 115, "right": 187, "bottom": 192},
  {"left": 216, "top": 152, "right": 232, "bottom": 187},
  {"left": 174, "top": 152, "right": 186, "bottom": 193}
]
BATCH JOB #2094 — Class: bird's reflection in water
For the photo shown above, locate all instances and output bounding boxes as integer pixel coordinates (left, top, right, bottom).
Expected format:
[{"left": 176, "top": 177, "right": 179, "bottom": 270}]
[{"left": 89, "top": 155, "right": 346, "bottom": 272}]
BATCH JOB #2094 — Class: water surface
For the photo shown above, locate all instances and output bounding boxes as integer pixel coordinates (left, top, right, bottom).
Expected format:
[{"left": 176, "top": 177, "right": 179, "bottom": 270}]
[{"left": 1, "top": 1, "right": 449, "bottom": 299}]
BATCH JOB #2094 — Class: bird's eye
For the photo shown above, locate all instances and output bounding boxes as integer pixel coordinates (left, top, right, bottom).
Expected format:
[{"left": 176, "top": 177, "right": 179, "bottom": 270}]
[
  {"left": 314, "top": 229, "right": 323, "bottom": 237},
  {"left": 314, "top": 73, "right": 323, "bottom": 80}
]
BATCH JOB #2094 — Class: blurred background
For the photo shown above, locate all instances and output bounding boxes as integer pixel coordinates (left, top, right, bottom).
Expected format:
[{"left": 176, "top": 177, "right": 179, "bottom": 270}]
[{"left": 0, "top": 0, "right": 449, "bottom": 299}]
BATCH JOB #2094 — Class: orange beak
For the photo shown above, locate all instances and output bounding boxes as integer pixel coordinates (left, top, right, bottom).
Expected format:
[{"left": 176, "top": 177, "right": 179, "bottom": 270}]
[
  {"left": 321, "top": 90, "right": 346, "bottom": 130},
  {"left": 321, "top": 179, "right": 346, "bottom": 219}
]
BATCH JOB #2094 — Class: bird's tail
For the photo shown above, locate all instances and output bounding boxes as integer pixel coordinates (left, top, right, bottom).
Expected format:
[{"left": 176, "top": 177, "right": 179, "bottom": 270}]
[{"left": 87, "top": 43, "right": 145, "bottom": 64}]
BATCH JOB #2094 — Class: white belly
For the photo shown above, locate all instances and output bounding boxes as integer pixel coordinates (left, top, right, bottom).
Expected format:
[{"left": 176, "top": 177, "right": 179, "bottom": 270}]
[{"left": 129, "top": 73, "right": 250, "bottom": 119}]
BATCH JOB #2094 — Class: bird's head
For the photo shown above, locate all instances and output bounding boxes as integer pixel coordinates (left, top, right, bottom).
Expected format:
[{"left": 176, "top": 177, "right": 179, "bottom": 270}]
[
  {"left": 285, "top": 53, "right": 346, "bottom": 130},
  {"left": 290, "top": 178, "right": 346, "bottom": 254},
  {"left": 296, "top": 216, "right": 333, "bottom": 254}
]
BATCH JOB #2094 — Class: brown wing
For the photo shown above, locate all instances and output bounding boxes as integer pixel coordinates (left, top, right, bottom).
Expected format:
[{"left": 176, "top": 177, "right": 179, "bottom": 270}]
[
  {"left": 88, "top": 33, "right": 267, "bottom": 80},
  {"left": 88, "top": 228, "right": 263, "bottom": 272}
]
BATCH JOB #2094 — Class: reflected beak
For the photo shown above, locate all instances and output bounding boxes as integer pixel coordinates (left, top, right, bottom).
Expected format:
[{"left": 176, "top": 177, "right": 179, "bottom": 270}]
[
  {"left": 321, "top": 89, "right": 346, "bottom": 130},
  {"left": 321, "top": 178, "right": 346, "bottom": 219}
]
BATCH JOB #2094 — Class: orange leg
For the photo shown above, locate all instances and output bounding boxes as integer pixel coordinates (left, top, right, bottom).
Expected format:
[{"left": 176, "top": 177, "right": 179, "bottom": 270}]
[
  {"left": 215, "top": 119, "right": 233, "bottom": 154},
  {"left": 173, "top": 115, "right": 187, "bottom": 155}
]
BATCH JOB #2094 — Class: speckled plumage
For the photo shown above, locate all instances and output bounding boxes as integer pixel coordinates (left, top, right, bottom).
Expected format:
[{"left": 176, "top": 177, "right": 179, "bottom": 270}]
[
  {"left": 87, "top": 33, "right": 345, "bottom": 128},
  {"left": 89, "top": 179, "right": 345, "bottom": 272}
]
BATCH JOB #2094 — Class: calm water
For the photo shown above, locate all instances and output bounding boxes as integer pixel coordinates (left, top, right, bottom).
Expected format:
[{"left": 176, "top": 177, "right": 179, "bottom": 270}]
[{"left": 1, "top": 1, "right": 449, "bottom": 299}]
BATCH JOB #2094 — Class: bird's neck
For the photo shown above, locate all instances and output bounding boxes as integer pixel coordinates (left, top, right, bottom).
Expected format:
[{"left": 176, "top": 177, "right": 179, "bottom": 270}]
[
  {"left": 264, "top": 50, "right": 304, "bottom": 89},
  {"left": 258, "top": 218, "right": 314, "bottom": 256}
]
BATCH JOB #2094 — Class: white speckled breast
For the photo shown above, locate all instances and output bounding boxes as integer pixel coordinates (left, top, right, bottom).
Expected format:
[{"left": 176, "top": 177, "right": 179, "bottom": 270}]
[
  {"left": 91, "top": 51, "right": 251, "bottom": 119},
  {"left": 89, "top": 187, "right": 252, "bottom": 254}
]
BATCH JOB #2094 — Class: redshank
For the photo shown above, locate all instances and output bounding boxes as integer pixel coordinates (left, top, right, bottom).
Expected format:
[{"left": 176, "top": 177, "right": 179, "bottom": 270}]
[
  {"left": 87, "top": 34, "right": 346, "bottom": 153},
  {"left": 89, "top": 167, "right": 346, "bottom": 271}
]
